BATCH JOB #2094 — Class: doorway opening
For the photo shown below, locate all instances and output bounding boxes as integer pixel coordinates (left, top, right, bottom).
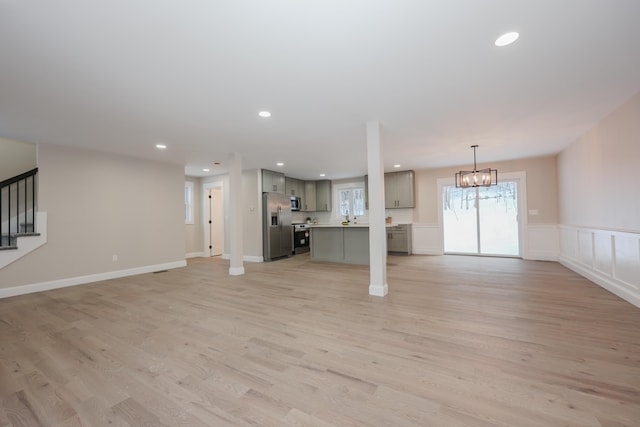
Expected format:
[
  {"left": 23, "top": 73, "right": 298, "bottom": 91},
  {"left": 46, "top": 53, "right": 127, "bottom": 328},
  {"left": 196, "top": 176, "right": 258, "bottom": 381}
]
[
  {"left": 205, "top": 186, "right": 223, "bottom": 257},
  {"left": 442, "top": 178, "right": 522, "bottom": 257}
]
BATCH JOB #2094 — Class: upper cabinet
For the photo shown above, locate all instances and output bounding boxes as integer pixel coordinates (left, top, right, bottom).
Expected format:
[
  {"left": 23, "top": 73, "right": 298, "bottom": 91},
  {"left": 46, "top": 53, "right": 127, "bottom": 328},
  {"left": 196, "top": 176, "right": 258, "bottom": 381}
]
[
  {"left": 303, "top": 181, "right": 316, "bottom": 211},
  {"left": 267, "top": 173, "right": 332, "bottom": 212},
  {"left": 365, "top": 170, "right": 415, "bottom": 209},
  {"left": 385, "top": 170, "right": 415, "bottom": 208},
  {"left": 285, "top": 177, "right": 304, "bottom": 197},
  {"left": 300, "top": 180, "right": 331, "bottom": 212},
  {"left": 262, "top": 169, "right": 285, "bottom": 193},
  {"left": 315, "top": 180, "right": 332, "bottom": 212}
]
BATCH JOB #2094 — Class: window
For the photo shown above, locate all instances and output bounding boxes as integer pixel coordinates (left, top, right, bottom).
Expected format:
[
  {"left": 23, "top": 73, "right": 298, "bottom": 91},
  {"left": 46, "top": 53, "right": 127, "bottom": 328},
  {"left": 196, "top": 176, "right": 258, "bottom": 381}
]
[
  {"left": 338, "top": 187, "right": 365, "bottom": 218},
  {"left": 185, "top": 182, "right": 194, "bottom": 224}
]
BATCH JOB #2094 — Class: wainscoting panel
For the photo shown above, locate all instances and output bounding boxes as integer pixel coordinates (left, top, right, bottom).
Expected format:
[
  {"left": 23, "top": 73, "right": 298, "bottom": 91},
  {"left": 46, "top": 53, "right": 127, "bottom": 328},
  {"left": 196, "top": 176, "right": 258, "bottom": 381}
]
[
  {"left": 614, "top": 233, "right": 640, "bottom": 287},
  {"left": 412, "top": 223, "right": 559, "bottom": 259},
  {"left": 559, "top": 225, "right": 640, "bottom": 308},
  {"left": 411, "top": 223, "right": 442, "bottom": 255},
  {"left": 593, "top": 232, "right": 613, "bottom": 276},
  {"left": 578, "top": 230, "right": 593, "bottom": 266},
  {"left": 523, "top": 224, "right": 558, "bottom": 261}
]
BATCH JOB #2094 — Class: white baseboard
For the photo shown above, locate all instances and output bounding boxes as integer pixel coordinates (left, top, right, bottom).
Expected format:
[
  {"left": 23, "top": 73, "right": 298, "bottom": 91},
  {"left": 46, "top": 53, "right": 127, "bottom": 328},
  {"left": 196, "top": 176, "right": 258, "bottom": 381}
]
[
  {"left": 523, "top": 224, "right": 559, "bottom": 261},
  {"left": 221, "top": 254, "right": 264, "bottom": 263},
  {"left": 524, "top": 251, "right": 557, "bottom": 261},
  {"left": 229, "top": 266, "right": 245, "bottom": 275},
  {"left": 558, "top": 225, "right": 639, "bottom": 309},
  {"left": 411, "top": 223, "right": 443, "bottom": 255},
  {"left": 560, "top": 256, "right": 640, "bottom": 308},
  {"left": 0, "top": 212, "right": 48, "bottom": 270},
  {"left": 0, "top": 260, "right": 187, "bottom": 299},
  {"left": 186, "top": 252, "right": 205, "bottom": 259}
]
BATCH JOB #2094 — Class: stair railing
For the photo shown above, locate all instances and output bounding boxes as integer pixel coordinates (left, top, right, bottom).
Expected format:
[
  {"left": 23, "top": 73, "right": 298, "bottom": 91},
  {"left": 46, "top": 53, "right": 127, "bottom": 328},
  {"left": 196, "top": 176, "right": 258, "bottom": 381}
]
[{"left": 0, "top": 168, "right": 38, "bottom": 247}]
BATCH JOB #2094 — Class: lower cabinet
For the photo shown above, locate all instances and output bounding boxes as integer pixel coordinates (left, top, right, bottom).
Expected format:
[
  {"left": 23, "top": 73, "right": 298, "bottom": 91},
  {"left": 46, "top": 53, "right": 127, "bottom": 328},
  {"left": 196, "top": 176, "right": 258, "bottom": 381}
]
[
  {"left": 310, "top": 227, "right": 370, "bottom": 265},
  {"left": 387, "top": 224, "right": 412, "bottom": 254}
]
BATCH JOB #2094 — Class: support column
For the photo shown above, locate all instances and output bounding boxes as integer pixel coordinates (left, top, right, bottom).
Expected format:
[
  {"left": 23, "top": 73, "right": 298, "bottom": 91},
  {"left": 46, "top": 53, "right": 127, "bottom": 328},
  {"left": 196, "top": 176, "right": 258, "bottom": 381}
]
[
  {"left": 366, "top": 121, "right": 388, "bottom": 297},
  {"left": 228, "top": 152, "right": 245, "bottom": 276}
]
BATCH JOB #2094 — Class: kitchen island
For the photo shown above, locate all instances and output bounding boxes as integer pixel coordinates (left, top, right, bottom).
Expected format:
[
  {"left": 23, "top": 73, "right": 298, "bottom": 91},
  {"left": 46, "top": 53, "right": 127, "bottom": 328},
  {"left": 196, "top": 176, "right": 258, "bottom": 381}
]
[{"left": 309, "top": 224, "right": 371, "bottom": 264}]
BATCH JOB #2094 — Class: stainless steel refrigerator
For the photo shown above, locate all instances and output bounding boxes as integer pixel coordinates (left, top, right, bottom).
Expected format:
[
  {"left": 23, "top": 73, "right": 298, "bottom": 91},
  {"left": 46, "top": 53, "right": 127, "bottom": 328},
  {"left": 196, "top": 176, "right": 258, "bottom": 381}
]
[{"left": 263, "top": 192, "right": 293, "bottom": 261}]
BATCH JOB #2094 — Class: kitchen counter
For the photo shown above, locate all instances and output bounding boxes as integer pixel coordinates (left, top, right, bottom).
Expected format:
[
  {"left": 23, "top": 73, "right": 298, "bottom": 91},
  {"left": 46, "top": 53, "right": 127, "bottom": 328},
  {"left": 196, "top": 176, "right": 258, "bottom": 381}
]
[
  {"left": 308, "top": 223, "right": 371, "bottom": 228},
  {"left": 307, "top": 223, "right": 404, "bottom": 227}
]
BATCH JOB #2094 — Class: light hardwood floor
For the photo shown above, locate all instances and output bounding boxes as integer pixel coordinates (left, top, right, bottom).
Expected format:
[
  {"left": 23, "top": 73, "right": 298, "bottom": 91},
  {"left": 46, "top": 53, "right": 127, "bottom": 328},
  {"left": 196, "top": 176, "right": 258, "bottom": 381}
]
[{"left": 1, "top": 254, "right": 639, "bottom": 426}]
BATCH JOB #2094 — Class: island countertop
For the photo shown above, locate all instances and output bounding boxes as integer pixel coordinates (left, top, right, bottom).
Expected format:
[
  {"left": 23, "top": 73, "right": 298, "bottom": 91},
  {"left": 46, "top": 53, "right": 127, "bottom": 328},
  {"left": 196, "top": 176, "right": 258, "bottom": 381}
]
[
  {"left": 307, "top": 223, "right": 405, "bottom": 228},
  {"left": 308, "top": 223, "right": 371, "bottom": 228}
]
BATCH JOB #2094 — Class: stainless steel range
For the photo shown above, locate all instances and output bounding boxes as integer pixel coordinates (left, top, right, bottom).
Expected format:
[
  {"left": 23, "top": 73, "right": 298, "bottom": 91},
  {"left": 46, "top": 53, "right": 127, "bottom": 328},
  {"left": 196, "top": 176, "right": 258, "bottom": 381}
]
[{"left": 292, "top": 223, "right": 310, "bottom": 254}]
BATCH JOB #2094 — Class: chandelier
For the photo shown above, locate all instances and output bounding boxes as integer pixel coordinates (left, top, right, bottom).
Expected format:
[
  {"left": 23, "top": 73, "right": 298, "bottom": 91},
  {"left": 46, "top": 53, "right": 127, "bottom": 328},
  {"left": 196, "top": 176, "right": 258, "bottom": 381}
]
[{"left": 455, "top": 145, "right": 497, "bottom": 188}]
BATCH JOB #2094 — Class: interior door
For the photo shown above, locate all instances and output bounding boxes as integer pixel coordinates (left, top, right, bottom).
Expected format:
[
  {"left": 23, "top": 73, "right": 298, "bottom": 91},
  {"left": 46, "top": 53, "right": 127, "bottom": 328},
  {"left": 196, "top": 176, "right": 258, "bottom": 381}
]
[{"left": 206, "top": 187, "right": 223, "bottom": 256}]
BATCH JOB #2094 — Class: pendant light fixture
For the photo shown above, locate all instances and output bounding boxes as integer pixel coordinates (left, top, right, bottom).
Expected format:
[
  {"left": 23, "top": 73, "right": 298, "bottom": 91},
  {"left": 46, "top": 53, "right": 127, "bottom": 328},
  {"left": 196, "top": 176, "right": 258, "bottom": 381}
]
[{"left": 455, "top": 145, "right": 497, "bottom": 188}]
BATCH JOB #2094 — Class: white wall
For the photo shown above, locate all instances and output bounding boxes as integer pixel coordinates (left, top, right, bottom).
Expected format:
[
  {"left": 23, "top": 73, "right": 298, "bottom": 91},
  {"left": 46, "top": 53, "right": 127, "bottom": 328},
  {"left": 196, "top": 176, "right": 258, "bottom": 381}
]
[
  {"left": 558, "top": 92, "right": 640, "bottom": 308},
  {"left": 411, "top": 155, "right": 559, "bottom": 259},
  {"left": 0, "top": 144, "right": 186, "bottom": 293},
  {"left": 201, "top": 169, "right": 263, "bottom": 262},
  {"left": 0, "top": 137, "right": 37, "bottom": 181}
]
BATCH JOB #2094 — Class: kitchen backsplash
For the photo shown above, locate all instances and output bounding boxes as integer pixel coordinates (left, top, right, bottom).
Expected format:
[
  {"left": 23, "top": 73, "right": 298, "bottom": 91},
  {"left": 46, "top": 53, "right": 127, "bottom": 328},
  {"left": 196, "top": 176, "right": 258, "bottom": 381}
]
[{"left": 292, "top": 208, "right": 414, "bottom": 224}]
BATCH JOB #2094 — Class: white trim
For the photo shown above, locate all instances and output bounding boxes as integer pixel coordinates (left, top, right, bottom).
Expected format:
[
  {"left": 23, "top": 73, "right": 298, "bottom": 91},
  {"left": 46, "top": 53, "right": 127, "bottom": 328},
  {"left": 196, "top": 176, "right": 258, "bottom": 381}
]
[
  {"left": 411, "top": 223, "right": 442, "bottom": 255},
  {"left": 186, "top": 251, "right": 205, "bottom": 259},
  {"left": 0, "top": 260, "right": 187, "bottom": 299},
  {"left": 229, "top": 266, "right": 245, "bottom": 276},
  {"left": 437, "top": 171, "right": 527, "bottom": 257},
  {"left": 185, "top": 181, "right": 195, "bottom": 224},
  {"left": 523, "top": 224, "right": 559, "bottom": 261},
  {"left": 0, "top": 212, "right": 48, "bottom": 270},
  {"left": 202, "top": 180, "right": 225, "bottom": 257},
  {"left": 221, "top": 253, "right": 264, "bottom": 263},
  {"left": 558, "top": 225, "right": 639, "bottom": 308},
  {"left": 333, "top": 181, "right": 367, "bottom": 221},
  {"left": 369, "top": 283, "right": 389, "bottom": 297}
]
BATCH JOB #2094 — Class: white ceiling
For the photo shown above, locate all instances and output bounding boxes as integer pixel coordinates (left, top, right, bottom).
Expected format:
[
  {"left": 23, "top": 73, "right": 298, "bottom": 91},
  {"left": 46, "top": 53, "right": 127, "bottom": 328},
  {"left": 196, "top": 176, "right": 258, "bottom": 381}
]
[{"left": 1, "top": 1, "right": 639, "bottom": 180}]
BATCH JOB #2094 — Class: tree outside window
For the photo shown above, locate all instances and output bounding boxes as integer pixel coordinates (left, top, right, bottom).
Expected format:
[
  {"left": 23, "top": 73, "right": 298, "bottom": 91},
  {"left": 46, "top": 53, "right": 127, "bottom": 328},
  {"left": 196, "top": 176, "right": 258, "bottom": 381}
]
[
  {"left": 338, "top": 187, "right": 364, "bottom": 218},
  {"left": 185, "top": 182, "right": 194, "bottom": 224}
]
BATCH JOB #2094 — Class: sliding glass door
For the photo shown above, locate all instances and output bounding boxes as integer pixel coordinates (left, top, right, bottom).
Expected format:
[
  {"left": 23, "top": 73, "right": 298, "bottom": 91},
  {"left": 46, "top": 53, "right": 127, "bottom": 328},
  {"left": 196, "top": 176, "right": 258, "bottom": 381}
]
[{"left": 442, "top": 180, "right": 520, "bottom": 256}]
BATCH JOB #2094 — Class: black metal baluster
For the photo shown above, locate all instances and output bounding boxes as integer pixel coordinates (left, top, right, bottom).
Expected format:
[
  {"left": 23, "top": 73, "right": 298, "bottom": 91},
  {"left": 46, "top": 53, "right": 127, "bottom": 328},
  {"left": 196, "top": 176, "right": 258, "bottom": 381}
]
[
  {"left": 8, "top": 184, "right": 11, "bottom": 246},
  {"left": 16, "top": 179, "right": 19, "bottom": 234},
  {"left": 0, "top": 185, "right": 3, "bottom": 247},
  {"left": 23, "top": 178, "right": 28, "bottom": 233},
  {"left": 32, "top": 174, "right": 36, "bottom": 232}
]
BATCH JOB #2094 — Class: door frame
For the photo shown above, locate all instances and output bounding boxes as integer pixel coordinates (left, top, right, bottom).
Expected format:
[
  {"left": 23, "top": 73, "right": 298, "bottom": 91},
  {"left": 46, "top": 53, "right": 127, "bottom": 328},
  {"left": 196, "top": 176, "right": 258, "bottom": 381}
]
[
  {"left": 202, "top": 181, "right": 225, "bottom": 257},
  {"left": 437, "top": 171, "right": 528, "bottom": 257}
]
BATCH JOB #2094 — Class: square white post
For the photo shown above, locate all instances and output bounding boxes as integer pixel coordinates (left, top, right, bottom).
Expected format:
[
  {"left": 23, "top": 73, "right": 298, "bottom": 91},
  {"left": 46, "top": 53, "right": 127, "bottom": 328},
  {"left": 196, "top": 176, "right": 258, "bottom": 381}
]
[{"left": 366, "top": 121, "right": 388, "bottom": 296}]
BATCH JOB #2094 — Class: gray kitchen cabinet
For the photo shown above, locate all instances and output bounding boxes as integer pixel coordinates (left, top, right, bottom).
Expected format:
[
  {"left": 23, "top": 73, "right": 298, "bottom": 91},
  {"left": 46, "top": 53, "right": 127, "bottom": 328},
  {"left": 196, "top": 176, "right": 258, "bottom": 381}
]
[
  {"left": 285, "top": 177, "right": 304, "bottom": 197},
  {"left": 310, "top": 226, "right": 370, "bottom": 264},
  {"left": 387, "top": 224, "right": 412, "bottom": 254},
  {"left": 365, "top": 170, "right": 414, "bottom": 209},
  {"left": 303, "top": 181, "right": 316, "bottom": 211},
  {"left": 385, "top": 170, "right": 415, "bottom": 208},
  {"left": 315, "top": 180, "right": 332, "bottom": 212},
  {"left": 262, "top": 169, "right": 285, "bottom": 193}
]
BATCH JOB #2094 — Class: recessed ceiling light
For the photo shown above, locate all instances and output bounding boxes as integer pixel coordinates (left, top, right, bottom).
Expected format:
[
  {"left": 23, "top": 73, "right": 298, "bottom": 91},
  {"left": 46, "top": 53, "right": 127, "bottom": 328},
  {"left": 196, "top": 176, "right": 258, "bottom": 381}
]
[
  {"left": 276, "top": 162, "right": 284, "bottom": 167},
  {"left": 319, "top": 173, "right": 326, "bottom": 177},
  {"left": 155, "top": 143, "right": 167, "bottom": 149},
  {"left": 258, "top": 111, "right": 271, "bottom": 118},
  {"left": 495, "top": 32, "right": 519, "bottom": 47},
  {"left": 203, "top": 168, "right": 210, "bottom": 172},
  {"left": 393, "top": 164, "right": 401, "bottom": 168}
]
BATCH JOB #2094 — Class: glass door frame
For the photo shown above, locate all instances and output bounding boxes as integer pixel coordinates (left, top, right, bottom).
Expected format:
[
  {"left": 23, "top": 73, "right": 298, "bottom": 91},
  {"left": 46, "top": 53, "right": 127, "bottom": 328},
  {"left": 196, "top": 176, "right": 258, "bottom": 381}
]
[{"left": 436, "top": 171, "right": 528, "bottom": 258}]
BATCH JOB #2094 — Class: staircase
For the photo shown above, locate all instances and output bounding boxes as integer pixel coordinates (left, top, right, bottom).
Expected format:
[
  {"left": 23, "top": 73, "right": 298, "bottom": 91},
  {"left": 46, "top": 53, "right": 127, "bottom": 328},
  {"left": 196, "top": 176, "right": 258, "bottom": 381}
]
[{"left": 0, "top": 168, "right": 40, "bottom": 253}]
